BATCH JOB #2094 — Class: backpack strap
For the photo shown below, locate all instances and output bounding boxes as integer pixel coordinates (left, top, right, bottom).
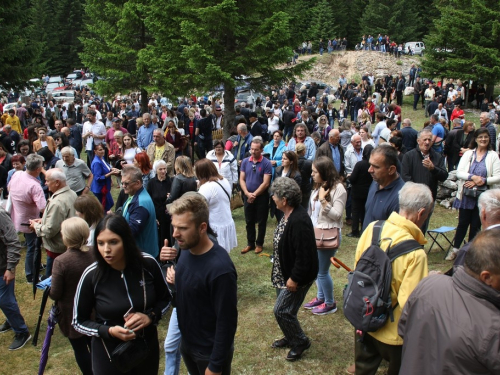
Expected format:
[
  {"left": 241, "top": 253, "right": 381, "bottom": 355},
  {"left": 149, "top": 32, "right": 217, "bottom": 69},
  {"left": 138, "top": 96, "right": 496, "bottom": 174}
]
[
  {"left": 371, "top": 220, "right": 385, "bottom": 247},
  {"left": 387, "top": 239, "right": 423, "bottom": 262}
]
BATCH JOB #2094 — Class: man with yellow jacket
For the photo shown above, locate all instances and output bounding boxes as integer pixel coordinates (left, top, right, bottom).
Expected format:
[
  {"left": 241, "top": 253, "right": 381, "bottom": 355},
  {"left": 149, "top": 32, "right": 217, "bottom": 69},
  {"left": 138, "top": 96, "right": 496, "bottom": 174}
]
[{"left": 353, "top": 182, "right": 432, "bottom": 375}]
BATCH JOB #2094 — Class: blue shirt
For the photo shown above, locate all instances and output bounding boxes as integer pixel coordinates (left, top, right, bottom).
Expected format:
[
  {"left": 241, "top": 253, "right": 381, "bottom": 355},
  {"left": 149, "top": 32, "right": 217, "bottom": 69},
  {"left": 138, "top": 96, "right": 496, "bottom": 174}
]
[
  {"left": 329, "top": 143, "right": 341, "bottom": 173},
  {"left": 287, "top": 137, "right": 316, "bottom": 160},
  {"left": 431, "top": 123, "right": 445, "bottom": 153},
  {"left": 136, "top": 124, "right": 155, "bottom": 150},
  {"left": 241, "top": 156, "right": 272, "bottom": 193},
  {"left": 363, "top": 176, "right": 405, "bottom": 231}
]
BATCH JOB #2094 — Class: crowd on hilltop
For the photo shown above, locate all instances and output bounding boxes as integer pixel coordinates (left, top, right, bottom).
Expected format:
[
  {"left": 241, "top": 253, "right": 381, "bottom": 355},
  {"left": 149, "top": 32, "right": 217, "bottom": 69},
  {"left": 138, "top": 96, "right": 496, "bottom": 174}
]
[{"left": 0, "top": 66, "right": 500, "bottom": 375}]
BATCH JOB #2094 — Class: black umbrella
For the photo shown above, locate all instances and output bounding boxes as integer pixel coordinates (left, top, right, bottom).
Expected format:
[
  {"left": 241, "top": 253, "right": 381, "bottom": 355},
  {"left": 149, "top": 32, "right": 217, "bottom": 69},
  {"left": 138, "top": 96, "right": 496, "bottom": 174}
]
[
  {"left": 38, "top": 303, "right": 59, "bottom": 374},
  {"left": 33, "top": 287, "right": 51, "bottom": 346},
  {"left": 32, "top": 237, "right": 43, "bottom": 298}
]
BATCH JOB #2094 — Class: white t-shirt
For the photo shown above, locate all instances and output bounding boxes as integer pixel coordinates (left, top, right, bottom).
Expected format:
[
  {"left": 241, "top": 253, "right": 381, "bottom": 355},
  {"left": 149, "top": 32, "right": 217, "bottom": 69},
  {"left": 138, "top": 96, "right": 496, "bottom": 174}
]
[{"left": 268, "top": 116, "right": 280, "bottom": 134}]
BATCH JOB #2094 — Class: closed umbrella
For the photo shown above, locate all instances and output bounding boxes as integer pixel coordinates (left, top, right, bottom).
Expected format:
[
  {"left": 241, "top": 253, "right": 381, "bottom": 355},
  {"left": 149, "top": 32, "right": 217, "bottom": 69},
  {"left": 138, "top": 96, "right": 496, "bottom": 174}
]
[
  {"left": 33, "top": 286, "right": 50, "bottom": 346},
  {"left": 32, "top": 237, "right": 43, "bottom": 298},
  {"left": 38, "top": 302, "right": 59, "bottom": 374}
]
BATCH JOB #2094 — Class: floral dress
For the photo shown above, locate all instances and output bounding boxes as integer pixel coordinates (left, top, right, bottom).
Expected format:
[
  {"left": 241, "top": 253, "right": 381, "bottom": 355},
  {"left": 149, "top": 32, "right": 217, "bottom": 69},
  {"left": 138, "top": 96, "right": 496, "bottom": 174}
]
[{"left": 271, "top": 216, "right": 288, "bottom": 289}]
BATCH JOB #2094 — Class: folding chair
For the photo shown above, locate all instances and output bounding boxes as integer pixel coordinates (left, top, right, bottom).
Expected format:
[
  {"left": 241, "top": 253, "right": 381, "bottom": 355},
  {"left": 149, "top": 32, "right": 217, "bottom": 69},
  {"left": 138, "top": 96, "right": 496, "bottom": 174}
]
[{"left": 426, "top": 226, "right": 456, "bottom": 257}]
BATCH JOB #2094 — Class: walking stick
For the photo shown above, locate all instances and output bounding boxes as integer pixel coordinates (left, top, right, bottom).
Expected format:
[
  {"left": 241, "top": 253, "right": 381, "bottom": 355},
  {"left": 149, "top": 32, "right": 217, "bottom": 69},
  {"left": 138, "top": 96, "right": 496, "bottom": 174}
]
[{"left": 330, "top": 257, "right": 352, "bottom": 272}]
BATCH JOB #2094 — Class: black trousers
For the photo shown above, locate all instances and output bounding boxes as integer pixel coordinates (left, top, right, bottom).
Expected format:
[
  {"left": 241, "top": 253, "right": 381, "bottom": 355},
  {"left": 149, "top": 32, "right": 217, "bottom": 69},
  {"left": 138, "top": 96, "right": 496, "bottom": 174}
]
[
  {"left": 351, "top": 197, "right": 366, "bottom": 235},
  {"left": 181, "top": 341, "right": 234, "bottom": 375},
  {"left": 454, "top": 205, "right": 481, "bottom": 248},
  {"left": 69, "top": 335, "right": 93, "bottom": 375},
  {"left": 413, "top": 94, "right": 420, "bottom": 110},
  {"left": 396, "top": 90, "right": 403, "bottom": 106},
  {"left": 91, "top": 326, "right": 159, "bottom": 375},
  {"left": 243, "top": 193, "right": 269, "bottom": 247},
  {"left": 354, "top": 333, "right": 402, "bottom": 375}
]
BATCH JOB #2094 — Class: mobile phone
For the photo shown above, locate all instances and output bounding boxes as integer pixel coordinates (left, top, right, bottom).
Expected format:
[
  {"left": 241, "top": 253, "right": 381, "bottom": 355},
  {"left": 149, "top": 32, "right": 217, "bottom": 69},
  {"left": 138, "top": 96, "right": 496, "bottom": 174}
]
[
  {"left": 21, "top": 223, "right": 31, "bottom": 226},
  {"left": 123, "top": 307, "right": 135, "bottom": 319}
]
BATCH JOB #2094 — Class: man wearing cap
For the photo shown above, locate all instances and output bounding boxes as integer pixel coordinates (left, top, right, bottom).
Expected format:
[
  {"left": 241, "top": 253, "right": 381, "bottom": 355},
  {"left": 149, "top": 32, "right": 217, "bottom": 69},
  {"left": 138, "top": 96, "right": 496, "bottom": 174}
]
[
  {"left": 248, "top": 111, "right": 264, "bottom": 138},
  {"left": 105, "top": 117, "right": 128, "bottom": 148}
]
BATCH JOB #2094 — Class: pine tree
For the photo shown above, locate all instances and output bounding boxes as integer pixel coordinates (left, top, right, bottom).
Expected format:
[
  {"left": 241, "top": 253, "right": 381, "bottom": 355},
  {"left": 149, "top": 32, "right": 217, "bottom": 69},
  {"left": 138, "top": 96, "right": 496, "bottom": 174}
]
[
  {"left": 422, "top": 0, "right": 500, "bottom": 97},
  {"left": 147, "top": 0, "right": 314, "bottom": 137},
  {"left": 0, "top": 0, "right": 43, "bottom": 90},
  {"left": 80, "top": 0, "right": 156, "bottom": 111},
  {"left": 360, "top": 0, "right": 390, "bottom": 38},
  {"left": 387, "top": 0, "right": 422, "bottom": 43},
  {"left": 309, "top": 0, "right": 338, "bottom": 44}
]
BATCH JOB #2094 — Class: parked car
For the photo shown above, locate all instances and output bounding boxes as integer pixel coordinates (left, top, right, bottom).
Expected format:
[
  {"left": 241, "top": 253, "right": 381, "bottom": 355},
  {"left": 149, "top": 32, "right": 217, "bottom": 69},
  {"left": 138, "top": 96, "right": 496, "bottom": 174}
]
[
  {"left": 51, "top": 90, "right": 75, "bottom": 103},
  {"left": 404, "top": 42, "right": 425, "bottom": 56},
  {"left": 234, "top": 90, "right": 256, "bottom": 109},
  {"left": 48, "top": 76, "right": 63, "bottom": 84},
  {"left": 46, "top": 82, "right": 64, "bottom": 93},
  {"left": 66, "top": 71, "right": 84, "bottom": 81}
]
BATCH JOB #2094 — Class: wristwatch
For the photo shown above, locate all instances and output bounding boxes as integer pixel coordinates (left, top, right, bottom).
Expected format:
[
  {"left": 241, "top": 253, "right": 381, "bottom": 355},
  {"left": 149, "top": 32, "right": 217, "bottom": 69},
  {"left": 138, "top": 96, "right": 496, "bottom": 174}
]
[{"left": 7, "top": 268, "right": 15, "bottom": 274}]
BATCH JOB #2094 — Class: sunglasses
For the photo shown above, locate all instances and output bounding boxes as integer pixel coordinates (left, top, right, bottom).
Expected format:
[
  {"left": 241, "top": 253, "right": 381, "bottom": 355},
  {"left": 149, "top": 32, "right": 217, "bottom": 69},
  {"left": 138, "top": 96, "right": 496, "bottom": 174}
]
[{"left": 252, "top": 164, "right": 256, "bottom": 172}]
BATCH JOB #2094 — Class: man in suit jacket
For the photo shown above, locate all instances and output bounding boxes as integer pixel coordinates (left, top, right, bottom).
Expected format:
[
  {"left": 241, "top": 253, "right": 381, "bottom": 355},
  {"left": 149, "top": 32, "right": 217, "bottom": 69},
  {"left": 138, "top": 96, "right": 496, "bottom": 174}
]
[
  {"left": 315, "top": 129, "right": 345, "bottom": 176},
  {"left": 248, "top": 111, "right": 263, "bottom": 138}
]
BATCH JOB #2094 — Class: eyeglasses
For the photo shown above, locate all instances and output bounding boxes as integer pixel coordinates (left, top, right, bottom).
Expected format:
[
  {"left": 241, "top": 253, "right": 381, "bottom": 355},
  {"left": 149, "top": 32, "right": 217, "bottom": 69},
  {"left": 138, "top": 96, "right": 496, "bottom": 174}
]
[
  {"left": 476, "top": 136, "right": 489, "bottom": 140},
  {"left": 121, "top": 180, "right": 137, "bottom": 187},
  {"left": 252, "top": 164, "right": 256, "bottom": 172}
]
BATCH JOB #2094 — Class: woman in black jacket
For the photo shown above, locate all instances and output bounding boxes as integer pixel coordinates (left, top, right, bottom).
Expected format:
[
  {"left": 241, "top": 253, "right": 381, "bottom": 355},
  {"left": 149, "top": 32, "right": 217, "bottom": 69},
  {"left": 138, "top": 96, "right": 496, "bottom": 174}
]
[
  {"left": 274, "top": 151, "right": 302, "bottom": 222},
  {"left": 147, "top": 160, "right": 172, "bottom": 250},
  {"left": 73, "top": 214, "right": 170, "bottom": 375},
  {"left": 165, "top": 156, "right": 197, "bottom": 206},
  {"left": 348, "top": 145, "right": 374, "bottom": 237},
  {"left": 269, "top": 177, "right": 318, "bottom": 362}
]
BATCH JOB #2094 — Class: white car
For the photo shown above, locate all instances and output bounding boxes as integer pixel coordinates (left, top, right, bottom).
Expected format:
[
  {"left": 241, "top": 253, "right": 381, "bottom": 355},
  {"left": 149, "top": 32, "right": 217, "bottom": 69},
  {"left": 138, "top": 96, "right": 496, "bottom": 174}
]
[
  {"left": 404, "top": 42, "right": 425, "bottom": 56},
  {"left": 46, "top": 82, "right": 64, "bottom": 93},
  {"left": 51, "top": 90, "right": 75, "bottom": 103},
  {"left": 3, "top": 102, "right": 17, "bottom": 113},
  {"left": 48, "top": 76, "right": 63, "bottom": 84}
]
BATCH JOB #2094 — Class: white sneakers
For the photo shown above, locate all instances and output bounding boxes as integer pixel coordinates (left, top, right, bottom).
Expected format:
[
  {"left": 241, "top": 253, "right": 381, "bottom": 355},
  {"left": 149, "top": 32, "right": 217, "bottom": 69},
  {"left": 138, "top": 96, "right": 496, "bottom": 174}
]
[{"left": 445, "top": 247, "right": 459, "bottom": 261}]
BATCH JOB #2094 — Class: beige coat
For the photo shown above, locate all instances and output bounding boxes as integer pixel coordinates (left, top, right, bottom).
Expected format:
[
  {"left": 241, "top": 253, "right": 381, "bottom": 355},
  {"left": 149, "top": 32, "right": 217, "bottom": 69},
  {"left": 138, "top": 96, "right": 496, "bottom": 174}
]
[
  {"left": 309, "top": 183, "right": 347, "bottom": 229},
  {"left": 34, "top": 185, "right": 77, "bottom": 253},
  {"left": 146, "top": 141, "right": 175, "bottom": 177}
]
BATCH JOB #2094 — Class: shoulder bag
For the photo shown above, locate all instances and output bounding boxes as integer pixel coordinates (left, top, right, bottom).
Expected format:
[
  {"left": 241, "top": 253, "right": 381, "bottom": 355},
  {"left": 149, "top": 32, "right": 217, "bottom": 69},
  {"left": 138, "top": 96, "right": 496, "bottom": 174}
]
[
  {"left": 313, "top": 188, "right": 339, "bottom": 249},
  {"left": 101, "top": 268, "right": 150, "bottom": 373},
  {"left": 462, "top": 151, "right": 488, "bottom": 199}
]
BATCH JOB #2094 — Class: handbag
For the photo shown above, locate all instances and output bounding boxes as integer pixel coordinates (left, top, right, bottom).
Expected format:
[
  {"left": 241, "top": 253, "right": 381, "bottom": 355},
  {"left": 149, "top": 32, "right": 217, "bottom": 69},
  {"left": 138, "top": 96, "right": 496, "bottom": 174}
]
[
  {"left": 230, "top": 186, "right": 244, "bottom": 210},
  {"left": 463, "top": 185, "right": 487, "bottom": 199},
  {"left": 314, "top": 227, "right": 339, "bottom": 249},
  {"left": 101, "top": 268, "right": 150, "bottom": 373}
]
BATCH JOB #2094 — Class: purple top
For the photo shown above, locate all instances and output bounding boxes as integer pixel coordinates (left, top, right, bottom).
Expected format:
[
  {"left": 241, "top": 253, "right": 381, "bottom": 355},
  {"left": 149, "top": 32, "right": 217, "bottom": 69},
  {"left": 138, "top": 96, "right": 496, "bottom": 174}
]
[
  {"left": 453, "top": 152, "right": 487, "bottom": 210},
  {"left": 241, "top": 156, "right": 272, "bottom": 192}
]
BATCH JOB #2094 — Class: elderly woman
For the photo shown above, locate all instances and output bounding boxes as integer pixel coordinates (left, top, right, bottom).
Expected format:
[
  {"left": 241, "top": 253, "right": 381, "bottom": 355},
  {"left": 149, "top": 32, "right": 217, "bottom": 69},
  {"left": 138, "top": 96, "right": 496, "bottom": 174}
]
[
  {"left": 146, "top": 160, "right": 172, "bottom": 250},
  {"left": 206, "top": 139, "right": 238, "bottom": 186},
  {"left": 269, "top": 177, "right": 318, "bottom": 362},
  {"left": 108, "top": 130, "right": 125, "bottom": 166},
  {"left": 50, "top": 217, "right": 95, "bottom": 375},
  {"left": 447, "top": 128, "right": 500, "bottom": 260}
]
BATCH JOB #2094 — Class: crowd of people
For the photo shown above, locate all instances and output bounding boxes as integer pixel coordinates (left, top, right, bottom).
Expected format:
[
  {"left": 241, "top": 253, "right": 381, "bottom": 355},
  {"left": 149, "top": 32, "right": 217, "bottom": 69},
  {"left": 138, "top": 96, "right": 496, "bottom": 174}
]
[{"left": 0, "top": 70, "right": 500, "bottom": 375}]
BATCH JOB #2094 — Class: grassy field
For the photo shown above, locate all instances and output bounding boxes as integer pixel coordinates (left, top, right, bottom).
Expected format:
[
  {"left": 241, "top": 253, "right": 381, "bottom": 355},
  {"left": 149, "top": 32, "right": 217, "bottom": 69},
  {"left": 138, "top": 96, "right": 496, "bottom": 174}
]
[{"left": 0, "top": 100, "right": 478, "bottom": 374}]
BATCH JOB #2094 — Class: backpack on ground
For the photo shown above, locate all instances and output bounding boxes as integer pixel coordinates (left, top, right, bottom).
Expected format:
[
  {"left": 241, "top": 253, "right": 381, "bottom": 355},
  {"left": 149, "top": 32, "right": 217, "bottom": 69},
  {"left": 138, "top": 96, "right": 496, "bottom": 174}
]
[{"left": 342, "top": 220, "right": 422, "bottom": 334}]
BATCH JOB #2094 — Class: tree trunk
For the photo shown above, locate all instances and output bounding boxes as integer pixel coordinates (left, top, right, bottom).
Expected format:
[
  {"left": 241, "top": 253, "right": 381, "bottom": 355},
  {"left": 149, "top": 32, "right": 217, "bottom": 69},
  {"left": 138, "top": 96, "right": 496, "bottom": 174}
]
[
  {"left": 223, "top": 84, "right": 236, "bottom": 141},
  {"left": 140, "top": 88, "right": 148, "bottom": 115}
]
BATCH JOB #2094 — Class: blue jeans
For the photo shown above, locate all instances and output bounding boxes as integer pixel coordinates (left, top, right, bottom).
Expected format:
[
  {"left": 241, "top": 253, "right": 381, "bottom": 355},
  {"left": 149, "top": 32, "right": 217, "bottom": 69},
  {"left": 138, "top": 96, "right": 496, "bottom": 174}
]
[
  {"left": 164, "top": 308, "right": 182, "bottom": 375},
  {"left": 45, "top": 253, "right": 55, "bottom": 277},
  {"left": 316, "top": 231, "right": 341, "bottom": 305},
  {"left": 0, "top": 278, "right": 29, "bottom": 334},
  {"left": 24, "top": 232, "right": 38, "bottom": 281}
]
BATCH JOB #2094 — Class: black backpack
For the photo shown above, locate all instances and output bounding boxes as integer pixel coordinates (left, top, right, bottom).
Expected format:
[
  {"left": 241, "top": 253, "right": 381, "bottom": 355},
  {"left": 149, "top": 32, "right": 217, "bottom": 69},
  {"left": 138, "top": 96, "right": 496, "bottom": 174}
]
[{"left": 343, "top": 220, "right": 422, "bottom": 334}]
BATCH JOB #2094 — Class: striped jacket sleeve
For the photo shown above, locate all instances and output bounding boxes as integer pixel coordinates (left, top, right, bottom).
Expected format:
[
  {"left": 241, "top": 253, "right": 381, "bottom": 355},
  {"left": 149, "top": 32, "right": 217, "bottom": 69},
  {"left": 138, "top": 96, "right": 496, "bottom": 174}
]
[{"left": 71, "top": 262, "right": 110, "bottom": 338}]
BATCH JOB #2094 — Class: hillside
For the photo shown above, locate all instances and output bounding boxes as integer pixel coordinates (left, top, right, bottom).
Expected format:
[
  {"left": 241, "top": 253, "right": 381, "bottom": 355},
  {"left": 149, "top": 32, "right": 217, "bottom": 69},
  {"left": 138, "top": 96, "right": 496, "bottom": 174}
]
[{"left": 297, "top": 51, "right": 422, "bottom": 87}]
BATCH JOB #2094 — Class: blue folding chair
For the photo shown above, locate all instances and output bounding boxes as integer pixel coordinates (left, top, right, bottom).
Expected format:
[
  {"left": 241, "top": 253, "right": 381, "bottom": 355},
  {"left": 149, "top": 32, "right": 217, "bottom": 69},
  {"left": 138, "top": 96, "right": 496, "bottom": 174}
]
[{"left": 426, "top": 226, "right": 456, "bottom": 257}]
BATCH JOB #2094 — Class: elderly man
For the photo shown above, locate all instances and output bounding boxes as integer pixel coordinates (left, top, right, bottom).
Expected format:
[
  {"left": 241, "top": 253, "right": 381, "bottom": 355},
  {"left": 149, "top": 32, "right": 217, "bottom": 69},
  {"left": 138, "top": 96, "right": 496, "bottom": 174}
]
[
  {"left": 434, "top": 103, "right": 448, "bottom": 122},
  {"left": 146, "top": 129, "right": 175, "bottom": 177},
  {"left": 287, "top": 123, "right": 316, "bottom": 160},
  {"left": 233, "top": 123, "right": 253, "bottom": 164},
  {"left": 240, "top": 139, "right": 272, "bottom": 254},
  {"left": 400, "top": 118, "right": 418, "bottom": 151},
  {"left": 137, "top": 113, "right": 155, "bottom": 150},
  {"left": 0, "top": 207, "right": 31, "bottom": 350},
  {"left": 121, "top": 165, "right": 158, "bottom": 258},
  {"left": 29, "top": 169, "right": 77, "bottom": 277},
  {"left": 363, "top": 144, "right": 405, "bottom": 231},
  {"left": 354, "top": 182, "right": 431, "bottom": 375},
  {"left": 316, "top": 129, "right": 345, "bottom": 175},
  {"left": 8, "top": 154, "right": 46, "bottom": 284},
  {"left": 449, "top": 189, "right": 500, "bottom": 263},
  {"left": 399, "top": 229, "right": 500, "bottom": 374},
  {"left": 479, "top": 112, "right": 497, "bottom": 151},
  {"left": 105, "top": 117, "right": 128, "bottom": 148},
  {"left": 402, "top": 130, "right": 448, "bottom": 234},
  {"left": 55, "top": 147, "right": 93, "bottom": 196}
]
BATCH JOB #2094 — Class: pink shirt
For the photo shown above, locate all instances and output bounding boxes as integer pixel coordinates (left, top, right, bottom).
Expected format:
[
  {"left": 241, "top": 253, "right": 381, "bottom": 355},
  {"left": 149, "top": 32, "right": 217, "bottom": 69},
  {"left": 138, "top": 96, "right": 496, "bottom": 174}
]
[{"left": 8, "top": 171, "right": 46, "bottom": 233}]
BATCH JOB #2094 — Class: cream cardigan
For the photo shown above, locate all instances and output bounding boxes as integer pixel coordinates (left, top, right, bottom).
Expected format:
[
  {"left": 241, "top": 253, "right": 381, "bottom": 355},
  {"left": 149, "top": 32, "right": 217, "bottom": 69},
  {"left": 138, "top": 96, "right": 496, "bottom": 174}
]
[
  {"left": 455, "top": 149, "right": 500, "bottom": 201},
  {"left": 308, "top": 183, "right": 347, "bottom": 229}
]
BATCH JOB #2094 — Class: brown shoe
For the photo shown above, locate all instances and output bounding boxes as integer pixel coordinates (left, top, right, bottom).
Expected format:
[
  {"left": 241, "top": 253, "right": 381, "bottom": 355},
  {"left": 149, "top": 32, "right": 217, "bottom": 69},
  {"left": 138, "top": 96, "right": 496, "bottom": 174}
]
[
  {"left": 346, "top": 219, "right": 353, "bottom": 226},
  {"left": 255, "top": 246, "right": 263, "bottom": 254},
  {"left": 346, "top": 364, "right": 355, "bottom": 374},
  {"left": 241, "top": 246, "right": 255, "bottom": 254}
]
